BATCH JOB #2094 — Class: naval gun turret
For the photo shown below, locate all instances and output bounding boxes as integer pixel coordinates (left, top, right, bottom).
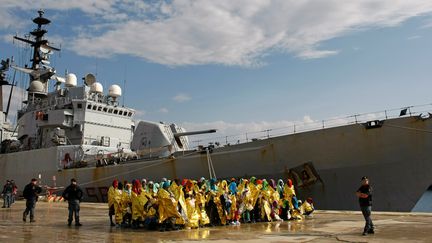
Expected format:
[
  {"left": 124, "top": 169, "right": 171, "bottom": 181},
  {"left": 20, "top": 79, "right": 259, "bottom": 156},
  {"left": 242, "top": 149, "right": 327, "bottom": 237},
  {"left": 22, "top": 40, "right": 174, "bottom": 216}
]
[{"left": 131, "top": 121, "right": 216, "bottom": 158}]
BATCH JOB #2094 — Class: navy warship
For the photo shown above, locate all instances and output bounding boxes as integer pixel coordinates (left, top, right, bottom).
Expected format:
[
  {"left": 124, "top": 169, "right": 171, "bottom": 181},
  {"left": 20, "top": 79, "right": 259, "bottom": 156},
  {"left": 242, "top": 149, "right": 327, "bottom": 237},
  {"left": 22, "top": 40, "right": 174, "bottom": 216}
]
[{"left": 1, "top": 11, "right": 432, "bottom": 212}]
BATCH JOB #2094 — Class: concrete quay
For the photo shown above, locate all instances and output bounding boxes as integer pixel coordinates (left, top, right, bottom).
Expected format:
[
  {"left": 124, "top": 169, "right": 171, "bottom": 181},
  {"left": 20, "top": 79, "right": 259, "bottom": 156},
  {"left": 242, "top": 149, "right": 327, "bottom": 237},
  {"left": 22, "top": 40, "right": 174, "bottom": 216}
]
[{"left": 1, "top": 201, "right": 431, "bottom": 242}]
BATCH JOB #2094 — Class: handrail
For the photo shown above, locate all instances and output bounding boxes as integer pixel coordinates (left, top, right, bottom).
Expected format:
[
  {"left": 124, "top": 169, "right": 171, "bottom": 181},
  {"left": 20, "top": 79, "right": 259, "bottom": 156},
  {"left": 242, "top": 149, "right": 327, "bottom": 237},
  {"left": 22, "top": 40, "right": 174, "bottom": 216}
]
[{"left": 190, "top": 103, "right": 432, "bottom": 148}]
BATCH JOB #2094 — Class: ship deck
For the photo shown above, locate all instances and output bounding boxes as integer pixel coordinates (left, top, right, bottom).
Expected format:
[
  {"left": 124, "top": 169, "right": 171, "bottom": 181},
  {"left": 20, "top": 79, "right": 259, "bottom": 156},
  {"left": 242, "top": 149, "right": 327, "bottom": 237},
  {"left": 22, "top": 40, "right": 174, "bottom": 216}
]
[{"left": 1, "top": 201, "right": 431, "bottom": 242}]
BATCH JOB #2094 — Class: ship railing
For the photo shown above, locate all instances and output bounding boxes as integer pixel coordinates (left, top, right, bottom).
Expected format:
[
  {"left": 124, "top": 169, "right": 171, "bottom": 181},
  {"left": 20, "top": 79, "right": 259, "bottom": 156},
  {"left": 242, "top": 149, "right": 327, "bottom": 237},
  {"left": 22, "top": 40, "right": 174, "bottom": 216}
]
[{"left": 191, "top": 103, "right": 432, "bottom": 148}]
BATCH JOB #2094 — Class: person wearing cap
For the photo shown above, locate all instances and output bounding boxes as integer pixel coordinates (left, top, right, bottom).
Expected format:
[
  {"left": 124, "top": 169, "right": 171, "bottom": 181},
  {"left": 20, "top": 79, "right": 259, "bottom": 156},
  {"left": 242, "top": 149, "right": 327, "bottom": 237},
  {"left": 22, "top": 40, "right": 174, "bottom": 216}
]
[
  {"left": 356, "top": 176, "right": 374, "bottom": 235},
  {"left": 62, "top": 178, "right": 83, "bottom": 226},
  {"left": 22, "top": 178, "right": 42, "bottom": 222}
]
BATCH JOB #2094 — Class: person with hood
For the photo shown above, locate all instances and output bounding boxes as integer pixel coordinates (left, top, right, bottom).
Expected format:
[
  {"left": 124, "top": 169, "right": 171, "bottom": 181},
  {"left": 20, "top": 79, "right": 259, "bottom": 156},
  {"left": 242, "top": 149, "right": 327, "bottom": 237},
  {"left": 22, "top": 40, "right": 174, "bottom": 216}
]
[
  {"left": 228, "top": 178, "right": 240, "bottom": 225},
  {"left": 260, "top": 180, "right": 273, "bottom": 222},
  {"left": 283, "top": 179, "right": 301, "bottom": 220},
  {"left": 131, "top": 179, "right": 147, "bottom": 228},
  {"left": 158, "top": 181, "right": 181, "bottom": 231},
  {"left": 62, "top": 178, "right": 83, "bottom": 226},
  {"left": 121, "top": 183, "right": 132, "bottom": 227},
  {"left": 356, "top": 176, "right": 374, "bottom": 236},
  {"left": 113, "top": 182, "right": 124, "bottom": 227},
  {"left": 108, "top": 179, "right": 119, "bottom": 226},
  {"left": 238, "top": 179, "right": 253, "bottom": 223},
  {"left": 22, "top": 178, "right": 42, "bottom": 222}
]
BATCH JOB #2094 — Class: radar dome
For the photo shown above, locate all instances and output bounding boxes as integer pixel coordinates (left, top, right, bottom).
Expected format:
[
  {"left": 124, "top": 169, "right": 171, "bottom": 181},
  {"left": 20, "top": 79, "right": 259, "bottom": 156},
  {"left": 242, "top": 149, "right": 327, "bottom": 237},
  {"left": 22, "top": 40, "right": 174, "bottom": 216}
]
[
  {"left": 108, "top": 84, "right": 122, "bottom": 98},
  {"left": 84, "top": 73, "right": 96, "bottom": 86},
  {"left": 29, "top": 80, "right": 44, "bottom": 93},
  {"left": 65, "top": 73, "right": 77, "bottom": 87},
  {"left": 90, "top": 82, "right": 103, "bottom": 93}
]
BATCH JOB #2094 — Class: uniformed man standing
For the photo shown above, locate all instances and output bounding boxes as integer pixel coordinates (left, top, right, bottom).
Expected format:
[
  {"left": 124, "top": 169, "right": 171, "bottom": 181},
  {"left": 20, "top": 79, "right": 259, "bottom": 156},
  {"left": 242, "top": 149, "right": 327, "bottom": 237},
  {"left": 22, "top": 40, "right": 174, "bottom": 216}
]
[
  {"left": 2, "top": 180, "right": 13, "bottom": 208},
  {"left": 22, "top": 178, "right": 42, "bottom": 222},
  {"left": 356, "top": 176, "right": 374, "bottom": 235},
  {"left": 62, "top": 178, "right": 83, "bottom": 226}
]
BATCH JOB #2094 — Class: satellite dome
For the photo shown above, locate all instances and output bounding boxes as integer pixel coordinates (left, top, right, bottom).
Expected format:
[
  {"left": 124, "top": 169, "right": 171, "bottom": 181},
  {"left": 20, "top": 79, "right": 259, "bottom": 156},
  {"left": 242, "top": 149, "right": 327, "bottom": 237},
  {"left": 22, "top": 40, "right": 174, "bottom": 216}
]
[
  {"left": 29, "top": 80, "right": 44, "bottom": 93},
  {"left": 90, "top": 82, "right": 103, "bottom": 93},
  {"left": 84, "top": 73, "right": 96, "bottom": 86},
  {"left": 108, "top": 84, "right": 122, "bottom": 98},
  {"left": 65, "top": 73, "right": 77, "bottom": 87}
]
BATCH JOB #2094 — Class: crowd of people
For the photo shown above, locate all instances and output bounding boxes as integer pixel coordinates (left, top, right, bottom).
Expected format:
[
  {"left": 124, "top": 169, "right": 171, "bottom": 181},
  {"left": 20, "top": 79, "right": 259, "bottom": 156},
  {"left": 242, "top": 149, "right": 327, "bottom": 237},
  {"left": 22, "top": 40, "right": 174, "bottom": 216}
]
[
  {"left": 107, "top": 177, "right": 314, "bottom": 231},
  {"left": 1, "top": 180, "right": 17, "bottom": 208}
]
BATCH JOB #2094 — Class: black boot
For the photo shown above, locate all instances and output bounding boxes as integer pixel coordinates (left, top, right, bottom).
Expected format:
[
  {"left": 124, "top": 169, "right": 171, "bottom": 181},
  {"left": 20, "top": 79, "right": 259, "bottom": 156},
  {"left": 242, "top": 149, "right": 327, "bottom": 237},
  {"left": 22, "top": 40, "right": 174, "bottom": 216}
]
[
  {"left": 75, "top": 217, "right": 82, "bottom": 226},
  {"left": 109, "top": 215, "right": 115, "bottom": 226}
]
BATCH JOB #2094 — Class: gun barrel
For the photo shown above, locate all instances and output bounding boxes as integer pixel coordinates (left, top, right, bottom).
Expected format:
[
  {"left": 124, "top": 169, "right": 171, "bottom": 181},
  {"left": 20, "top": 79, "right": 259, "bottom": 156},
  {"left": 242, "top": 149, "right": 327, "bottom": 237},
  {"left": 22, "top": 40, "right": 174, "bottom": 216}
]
[{"left": 174, "top": 129, "right": 216, "bottom": 137}]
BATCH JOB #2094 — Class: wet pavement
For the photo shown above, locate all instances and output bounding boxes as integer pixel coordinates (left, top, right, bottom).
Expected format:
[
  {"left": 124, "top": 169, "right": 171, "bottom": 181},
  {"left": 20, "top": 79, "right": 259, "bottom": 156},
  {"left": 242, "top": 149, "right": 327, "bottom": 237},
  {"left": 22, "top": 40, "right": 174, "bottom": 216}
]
[{"left": 1, "top": 201, "right": 432, "bottom": 242}]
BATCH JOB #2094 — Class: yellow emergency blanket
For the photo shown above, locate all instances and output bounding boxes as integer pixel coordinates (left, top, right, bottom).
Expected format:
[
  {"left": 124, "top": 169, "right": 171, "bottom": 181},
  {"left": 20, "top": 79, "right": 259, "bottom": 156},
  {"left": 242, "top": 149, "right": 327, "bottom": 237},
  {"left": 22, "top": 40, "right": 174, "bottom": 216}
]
[
  {"left": 186, "top": 197, "right": 200, "bottom": 228},
  {"left": 131, "top": 191, "right": 148, "bottom": 221},
  {"left": 112, "top": 189, "right": 123, "bottom": 224},
  {"left": 157, "top": 188, "right": 181, "bottom": 223}
]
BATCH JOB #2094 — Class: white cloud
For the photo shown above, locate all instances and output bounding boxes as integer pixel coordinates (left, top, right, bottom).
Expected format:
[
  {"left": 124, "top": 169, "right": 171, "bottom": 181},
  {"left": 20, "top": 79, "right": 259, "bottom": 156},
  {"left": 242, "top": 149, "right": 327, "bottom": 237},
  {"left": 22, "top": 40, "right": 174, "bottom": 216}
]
[
  {"left": 134, "top": 109, "right": 146, "bottom": 119},
  {"left": 303, "top": 115, "right": 314, "bottom": 123},
  {"left": 172, "top": 93, "right": 191, "bottom": 103},
  {"left": 407, "top": 35, "right": 421, "bottom": 40},
  {"left": 158, "top": 107, "right": 169, "bottom": 113},
  {"left": 180, "top": 110, "right": 393, "bottom": 147},
  {"left": 2, "top": 1, "right": 432, "bottom": 66}
]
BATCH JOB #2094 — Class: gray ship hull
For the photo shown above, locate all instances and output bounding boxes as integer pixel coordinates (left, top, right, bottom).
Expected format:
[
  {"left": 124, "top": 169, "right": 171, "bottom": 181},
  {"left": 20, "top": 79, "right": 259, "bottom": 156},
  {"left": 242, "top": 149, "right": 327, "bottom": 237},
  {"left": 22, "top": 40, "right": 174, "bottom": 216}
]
[{"left": 1, "top": 116, "right": 431, "bottom": 212}]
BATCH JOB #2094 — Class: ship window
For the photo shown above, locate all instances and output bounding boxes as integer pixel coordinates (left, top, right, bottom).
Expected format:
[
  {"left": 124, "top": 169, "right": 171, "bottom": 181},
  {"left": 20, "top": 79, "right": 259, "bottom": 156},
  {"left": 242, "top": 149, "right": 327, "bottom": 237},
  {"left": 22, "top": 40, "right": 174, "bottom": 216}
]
[
  {"left": 103, "top": 107, "right": 107, "bottom": 112},
  {"left": 128, "top": 112, "right": 132, "bottom": 117},
  {"left": 77, "top": 103, "right": 82, "bottom": 109},
  {"left": 92, "top": 106, "right": 97, "bottom": 110},
  {"left": 108, "top": 109, "right": 113, "bottom": 113},
  {"left": 123, "top": 112, "right": 127, "bottom": 116},
  {"left": 87, "top": 104, "right": 91, "bottom": 109},
  {"left": 119, "top": 110, "right": 123, "bottom": 115},
  {"left": 114, "top": 109, "right": 118, "bottom": 114},
  {"left": 98, "top": 106, "right": 102, "bottom": 111}
]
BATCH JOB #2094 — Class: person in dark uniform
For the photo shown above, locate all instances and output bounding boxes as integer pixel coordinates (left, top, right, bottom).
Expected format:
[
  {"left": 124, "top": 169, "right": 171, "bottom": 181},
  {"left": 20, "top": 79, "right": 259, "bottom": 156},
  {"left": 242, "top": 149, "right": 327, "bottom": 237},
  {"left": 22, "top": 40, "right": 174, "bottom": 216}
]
[
  {"left": 62, "top": 178, "right": 83, "bottom": 226},
  {"left": 22, "top": 178, "right": 42, "bottom": 222},
  {"left": 356, "top": 176, "right": 374, "bottom": 235},
  {"left": 2, "top": 180, "right": 13, "bottom": 208}
]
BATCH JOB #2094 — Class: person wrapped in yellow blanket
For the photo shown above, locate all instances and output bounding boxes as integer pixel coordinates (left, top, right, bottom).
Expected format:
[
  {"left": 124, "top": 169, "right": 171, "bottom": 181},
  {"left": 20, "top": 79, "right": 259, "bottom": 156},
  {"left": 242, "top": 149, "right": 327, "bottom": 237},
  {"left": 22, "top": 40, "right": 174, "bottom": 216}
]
[
  {"left": 107, "top": 179, "right": 119, "bottom": 226},
  {"left": 170, "top": 180, "right": 188, "bottom": 227},
  {"left": 131, "top": 179, "right": 148, "bottom": 228},
  {"left": 113, "top": 182, "right": 124, "bottom": 226},
  {"left": 121, "top": 183, "right": 132, "bottom": 227},
  {"left": 260, "top": 180, "right": 272, "bottom": 222},
  {"left": 283, "top": 179, "right": 301, "bottom": 220},
  {"left": 185, "top": 190, "right": 200, "bottom": 228},
  {"left": 195, "top": 183, "right": 210, "bottom": 227},
  {"left": 158, "top": 181, "right": 181, "bottom": 231},
  {"left": 299, "top": 197, "right": 315, "bottom": 216}
]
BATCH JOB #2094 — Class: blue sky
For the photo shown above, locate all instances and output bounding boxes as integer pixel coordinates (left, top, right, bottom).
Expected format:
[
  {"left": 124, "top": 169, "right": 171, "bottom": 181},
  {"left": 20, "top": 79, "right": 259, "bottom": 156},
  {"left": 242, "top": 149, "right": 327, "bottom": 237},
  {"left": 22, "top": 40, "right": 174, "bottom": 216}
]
[{"left": 1, "top": 1, "right": 432, "bottom": 145}]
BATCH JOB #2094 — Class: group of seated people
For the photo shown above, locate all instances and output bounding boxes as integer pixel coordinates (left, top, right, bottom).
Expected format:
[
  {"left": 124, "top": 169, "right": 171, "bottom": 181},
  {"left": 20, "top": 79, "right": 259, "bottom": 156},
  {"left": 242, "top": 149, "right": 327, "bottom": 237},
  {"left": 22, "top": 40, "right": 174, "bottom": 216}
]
[{"left": 107, "top": 177, "right": 314, "bottom": 231}]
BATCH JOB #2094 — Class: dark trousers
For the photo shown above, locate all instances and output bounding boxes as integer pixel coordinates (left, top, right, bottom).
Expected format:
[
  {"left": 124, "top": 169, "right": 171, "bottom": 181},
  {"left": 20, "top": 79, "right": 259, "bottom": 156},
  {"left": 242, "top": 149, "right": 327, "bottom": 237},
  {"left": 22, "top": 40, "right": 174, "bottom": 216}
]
[
  {"left": 68, "top": 200, "right": 80, "bottom": 223},
  {"left": 3, "top": 193, "right": 11, "bottom": 207},
  {"left": 360, "top": 206, "right": 374, "bottom": 232},
  {"left": 23, "top": 200, "right": 36, "bottom": 220}
]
